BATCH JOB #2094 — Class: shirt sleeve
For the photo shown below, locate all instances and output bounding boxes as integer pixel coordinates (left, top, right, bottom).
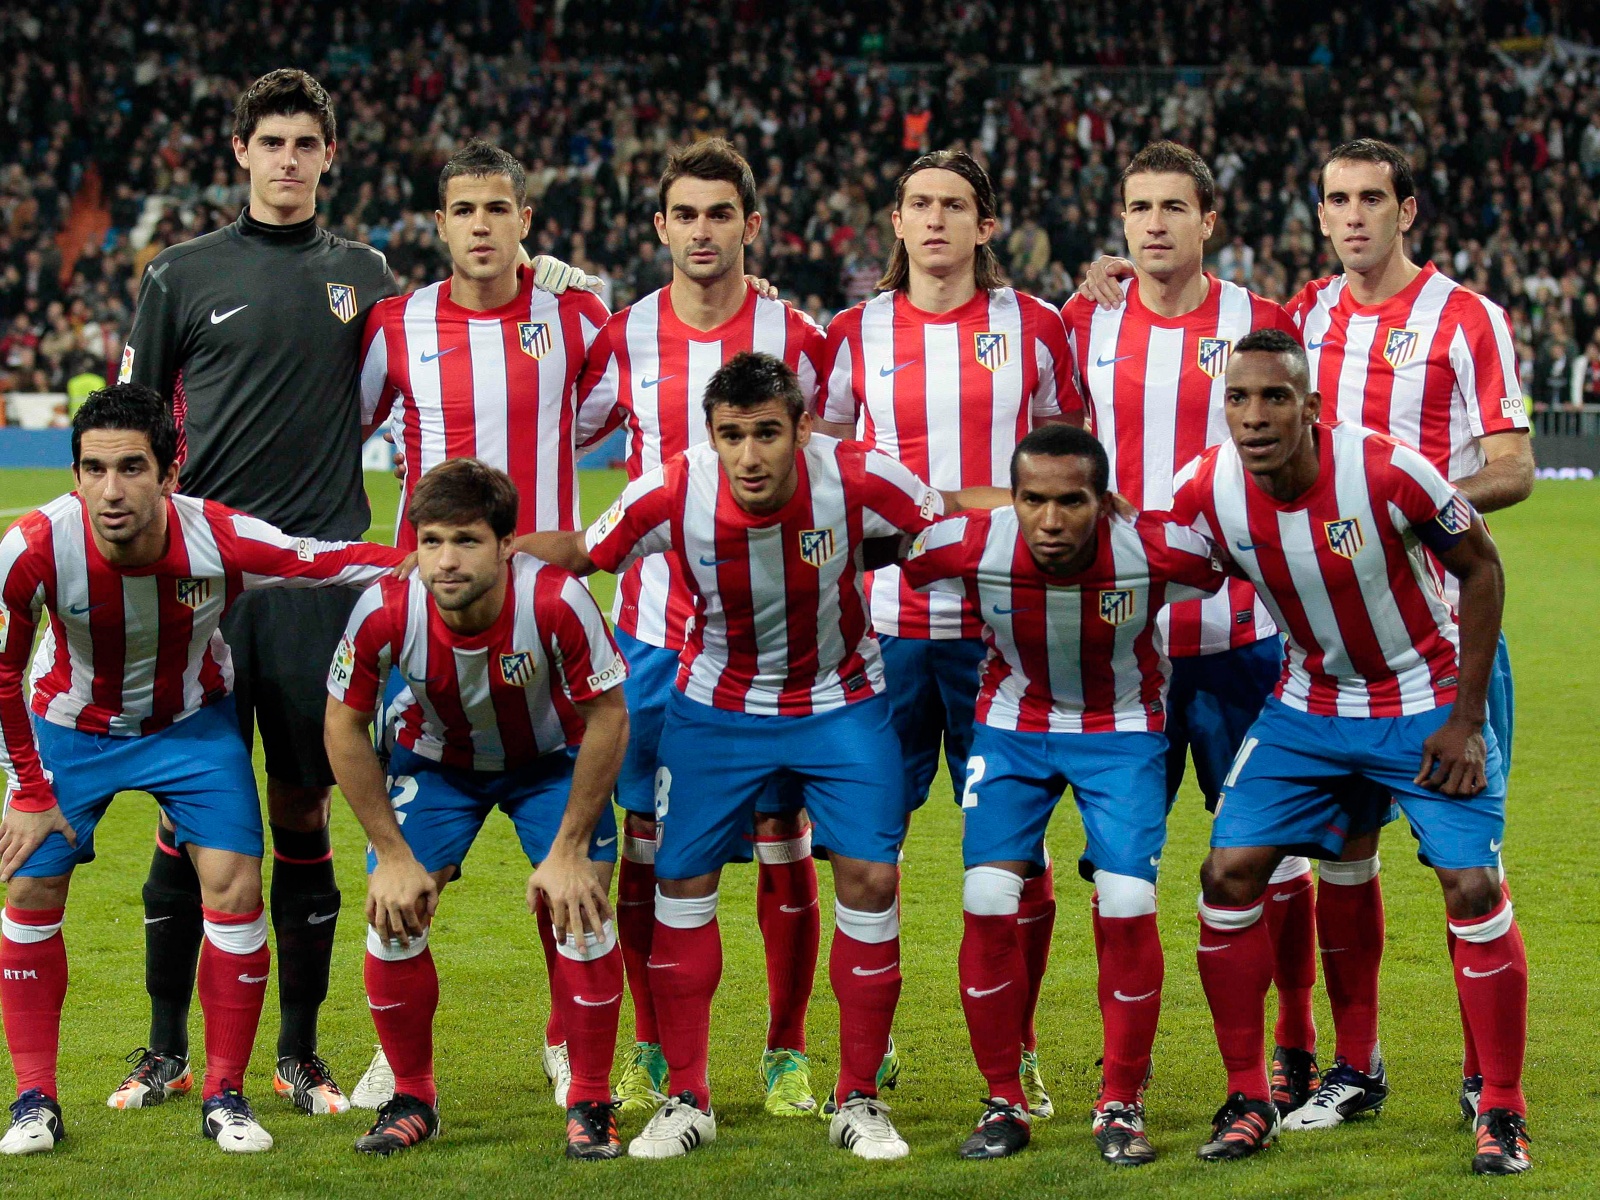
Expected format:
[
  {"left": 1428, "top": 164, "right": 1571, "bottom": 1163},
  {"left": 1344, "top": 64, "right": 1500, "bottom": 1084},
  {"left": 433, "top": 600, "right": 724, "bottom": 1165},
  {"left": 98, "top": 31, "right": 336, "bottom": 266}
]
[
  {"left": 540, "top": 571, "right": 629, "bottom": 704},
  {"left": 0, "top": 520, "right": 54, "bottom": 812},
  {"left": 792, "top": 308, "right": 828, "bottom": 415},
  {"left": 1448, "top": 292, "right": 1529, "bottom": 438},
  {"left": 1384, "top": 440, "right": 1477, "bottom": 553},
  {"left": 1028, "top": 298, "right": 1077, "bottom": 422},
  {"left": 214, "top": 508, "right": 407, "bottom": 589},
  {"left": 856, "top": 449, "right": 945, "bottom": 537},
  {"left": 820, "top": 311, "right": 861, "bottom": 427},
  {"left": 584, "top": 464, "right": 678, "bottom": 574},
  {"left": 899, "top": 514, "right": 978, "bottom": 596},
  {"left": 327, "top": 583, "right": 391, "bottom": 712},
  {"left": 1143, "top": 515, "right": 1230, "bottom": 602},
  {"left": 574, "top": 320, "right": 625, "bottom": 451},
  {"left": 358, "top": 301, "right": 398, "bottom": 428},
  {"left": 120, "top": 252, "right": 186, "bottom": 405}
]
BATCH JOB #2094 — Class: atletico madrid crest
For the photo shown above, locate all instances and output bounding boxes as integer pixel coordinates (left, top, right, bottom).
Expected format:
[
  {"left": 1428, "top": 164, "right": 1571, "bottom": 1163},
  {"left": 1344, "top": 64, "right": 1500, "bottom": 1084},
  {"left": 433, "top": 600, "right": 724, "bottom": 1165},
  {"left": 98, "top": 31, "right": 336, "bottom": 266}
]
[
  {"left": 1383, "top": 328, "right": 1419, "bottom": 368},
  {"left": 1098, "top": 589, "right": 1135, "bottom": 626},
  {"left": 174, "top": 577, "right": 211, "bottom": 610},
  {"left": 974, "top": 331, "right": 1009, "bottom": 372},
  {"left": 327, "top": 283, "right": 357, "bottom": 324},
  {"left": 798, "top": 528, "right": 836, "bottom": 568},
  {"left": 519, "top": 321, "right": 552, "bottom": 360},
  {"left": 499, "top": 651, "right": 537, "bottom": 687},
  {"left": 1324, "top": 517, "right": 1365, "bottom": 559},
  {"left": 1436, "top": 494, "right": 1473, "bottom": 535},
  {"left": 1197, "top": 336, "right": 1232, "bottom": 379}
]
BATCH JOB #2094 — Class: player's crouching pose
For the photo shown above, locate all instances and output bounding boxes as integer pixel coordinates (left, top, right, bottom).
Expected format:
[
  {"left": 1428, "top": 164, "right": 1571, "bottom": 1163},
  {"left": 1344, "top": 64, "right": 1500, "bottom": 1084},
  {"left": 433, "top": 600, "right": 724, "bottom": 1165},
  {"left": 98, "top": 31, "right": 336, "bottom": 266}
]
[
  {"left": 1171, "top": 331, "right": 1530, "bottom": 1175},
  {"left": 528, "top": 351, "right": 1005, "bottom": 1161},
  {"left": 324, "top": 459, "right": 629, "bottom": 1160},
  {"left": 899, "top": 424, "right": 1228, "bottom": 1165},
  {"left": 0, "top": 385, "right": 405, "bottom": 1155}
]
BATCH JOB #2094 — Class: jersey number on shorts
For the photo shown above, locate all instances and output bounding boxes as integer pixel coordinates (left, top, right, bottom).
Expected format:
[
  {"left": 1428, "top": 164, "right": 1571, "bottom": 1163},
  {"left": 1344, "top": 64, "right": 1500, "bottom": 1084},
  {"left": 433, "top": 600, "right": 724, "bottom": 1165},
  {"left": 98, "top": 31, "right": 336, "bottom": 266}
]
[
  {"left": 961, "top": 755, "right": 987, "bottom": 810},
  {"left": 1222, "top": 737, "right": 1259, "bottom": 791},
  {"left": 388, "top": 775, "right": 418, "bottom": 825},
  {"left": 654, "top": 766, "right": 673, "bottom": 821}
]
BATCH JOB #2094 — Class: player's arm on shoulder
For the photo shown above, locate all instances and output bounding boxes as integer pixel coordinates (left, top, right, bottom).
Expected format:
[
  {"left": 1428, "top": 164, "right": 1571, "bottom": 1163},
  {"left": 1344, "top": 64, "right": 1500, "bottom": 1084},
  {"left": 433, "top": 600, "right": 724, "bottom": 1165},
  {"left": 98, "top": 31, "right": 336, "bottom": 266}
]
[
  {"left": 1076, "top": 255, "right": 1134, "bottom": 309},
  {"left": 533, "top": 466, "right": 675, "bottom": 575},
  {"left": 222, "top": 510, "right": 407, "bottom": 589},
  {"left": 1149, "top": 515, "right": 1231, "bottom": 597},
  {"left": 897, "top": 514, "right": 977, "bottom": 594}
]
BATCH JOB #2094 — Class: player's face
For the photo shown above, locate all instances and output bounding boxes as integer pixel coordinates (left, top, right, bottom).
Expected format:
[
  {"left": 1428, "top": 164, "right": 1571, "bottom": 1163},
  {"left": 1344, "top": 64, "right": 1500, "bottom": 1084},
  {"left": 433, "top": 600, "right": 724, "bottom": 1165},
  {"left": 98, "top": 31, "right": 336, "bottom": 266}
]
[
  {"left": 655, "top": 177, "right": 760, "bottom": 284},
  {"left": 437, "top": 174, "right": 533, "bottom": 284},
  {"left": 891, "top": 169, "right": 995, "bottom": 279},
  {"left": 1120, "top": 172, "right": 1215, "bottom": 282},
  {"left": 1224, "top": 351, "right": 1323, "bottom": 475},
  {"left": 73, "top": 430, "right": 178, "bottom": 547},
  {"left": 707, "top": 399, "right": 812, "bottom": 515},
  {"left": 1317, "top": 159, "right": 1418, "bottom": 274},
  {"left": 415, "top": 519, "right": 514, "bottom": 612},
  {"left": 232, "top": 114, "right": 334, "bottom": 221},
  {"left": 1012, "top": 453, "right": 1110, "bottom": 575}
]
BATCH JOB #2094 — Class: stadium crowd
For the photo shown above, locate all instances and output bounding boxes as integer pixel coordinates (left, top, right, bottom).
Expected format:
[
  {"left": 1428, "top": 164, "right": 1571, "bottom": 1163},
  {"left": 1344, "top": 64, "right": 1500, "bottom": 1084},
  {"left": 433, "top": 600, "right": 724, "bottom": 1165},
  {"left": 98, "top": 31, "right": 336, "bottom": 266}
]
[{"left": 1, "top": 0, "right": 1599, "bottom": 411}]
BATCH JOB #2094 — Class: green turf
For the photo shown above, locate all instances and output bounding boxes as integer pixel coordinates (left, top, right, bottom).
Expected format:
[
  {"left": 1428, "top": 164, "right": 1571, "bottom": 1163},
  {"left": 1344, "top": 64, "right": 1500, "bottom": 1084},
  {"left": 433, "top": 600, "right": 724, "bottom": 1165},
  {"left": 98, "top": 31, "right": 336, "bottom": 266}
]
[{"left": 0, "top": 469, "right": 1595, "bottom": 1198}]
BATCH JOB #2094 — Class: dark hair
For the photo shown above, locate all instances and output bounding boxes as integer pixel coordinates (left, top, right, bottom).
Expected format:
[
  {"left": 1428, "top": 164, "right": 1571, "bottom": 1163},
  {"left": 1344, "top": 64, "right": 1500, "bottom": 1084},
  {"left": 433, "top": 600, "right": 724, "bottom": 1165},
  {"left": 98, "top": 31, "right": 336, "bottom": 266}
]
[
  {"left": 1011, "top": 424, "right": 1109, "bottom": 495},
  {"left": 702, "top": 351, "right": 805, "bottom": 425},
  {"left": 1319, "top": 138, "right": 1415, "bottom": 204},
  {"left": 233, "top": 68, "right": 336, "bottom": 145},
  {"left": 1119, "top": 140, "right": 1216, "bottom": 213},
  {"left": 438, "top": 139, "right": 527, "bottom": 210},
  {"left": 1233, "top": 327, "right": 1310, "bottom": 390},
  {"left": 406, "top": 458, "right": 519, "bottom": 540},
  {"left": 657, "top": 137, "right": 758, "bottom": 219},
  {"left": 72, "top": 383, "right": 179, "bottom": 475},
  {"left": 878, "top": 150, "right": 1007, "bottom": 292}
]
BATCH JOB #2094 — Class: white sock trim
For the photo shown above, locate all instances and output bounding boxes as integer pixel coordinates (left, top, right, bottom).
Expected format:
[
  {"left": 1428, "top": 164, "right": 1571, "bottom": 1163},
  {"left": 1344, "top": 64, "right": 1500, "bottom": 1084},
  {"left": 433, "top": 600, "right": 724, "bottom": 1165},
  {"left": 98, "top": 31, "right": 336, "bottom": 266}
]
[
  {"left": 1319, "top": 855, "right": 1380, "bottom": 886},
  {"left": 753, "top": 828, "right": 813, "bottom": 864},
  {"left": 834, "top": 898, "right": 899, "bottom": 944},
  {"left": 557, "top": 919, "right": 619, "bottom": 961},
  {"left": 203, "top": 911, "right": 268, "bottom": 956},
  {"left": 366, "top": 924, "right": 430, "bottom": 960},
  {"left": 1269, "top": 855, "right": 1313, "bottom": 884},
  {"left": 1197, "top": 895, "right": 1264, "bottom": 931},
  {"left": 962, "top": 866, "right": 1024, "bottom": 916},
  {"left": 622, "top": 834, "right": 656, "bottom": 864},
  {"left": 1449, "top": 900, "right": 1514, "bottom": 944},
  {"left": 655, "top": 889, "right": 718, "bottom": 930},
  {"left": 1093, "top": 870, "right": 1157, "bottom": 918},
  {"left": 1, "top": 908, "right": 63, "bottom": 943}
]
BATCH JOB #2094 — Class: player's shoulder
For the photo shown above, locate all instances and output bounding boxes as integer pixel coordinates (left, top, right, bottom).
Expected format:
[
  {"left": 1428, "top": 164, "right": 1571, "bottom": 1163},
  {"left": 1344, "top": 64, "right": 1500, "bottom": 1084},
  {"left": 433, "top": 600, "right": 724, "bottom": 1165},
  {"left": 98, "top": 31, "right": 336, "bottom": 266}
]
[
  {"left": 1005, "top": 286, "right": 1066, "bottom": 322},
  {"left": 824, "top": 296, "right": 873, "bottom": 339},
  {"left": 1430, "top": 269, "right": 1509, "bottom": 325},
  {"left": 554, "top": 283, "right": 611, "bottom": 325},
  {"left": 3, "top": 494, "right": 77, "bottom": 548},
  {"left": 144, "top": 226, "right": 238, "bottom": 278},
  {"left": 318, "top": 229, "right": 394, "bottom": 278},
  {"left": 1286, "top": 273, "right": 1343, "bottom": 318}
]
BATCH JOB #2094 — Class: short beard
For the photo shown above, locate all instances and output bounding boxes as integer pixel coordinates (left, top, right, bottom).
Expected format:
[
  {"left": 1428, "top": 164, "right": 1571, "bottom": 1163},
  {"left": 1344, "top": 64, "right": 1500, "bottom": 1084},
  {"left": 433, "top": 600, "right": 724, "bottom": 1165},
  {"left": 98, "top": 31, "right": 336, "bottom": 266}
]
[{"left": 428, "top": 574, "right": 496, "bottom": 612}]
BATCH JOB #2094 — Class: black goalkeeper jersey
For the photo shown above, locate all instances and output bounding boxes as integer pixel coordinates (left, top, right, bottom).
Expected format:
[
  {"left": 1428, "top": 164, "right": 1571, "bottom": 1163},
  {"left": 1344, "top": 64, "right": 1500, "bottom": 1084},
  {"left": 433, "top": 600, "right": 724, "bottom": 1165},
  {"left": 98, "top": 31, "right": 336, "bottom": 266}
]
[{"left": 121, "top": 209, "right": 399, "bottom": 540}]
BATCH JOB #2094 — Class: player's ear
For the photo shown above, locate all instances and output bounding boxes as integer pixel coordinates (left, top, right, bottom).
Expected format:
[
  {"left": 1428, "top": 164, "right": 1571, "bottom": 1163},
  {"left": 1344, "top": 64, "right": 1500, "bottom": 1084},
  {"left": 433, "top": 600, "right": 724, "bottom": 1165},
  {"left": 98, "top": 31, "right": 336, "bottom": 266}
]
[
  {"left": 1201, "top": 209, "right": 1217, "bottom": 241},
  {"left": 794, "top": 408, "right": 812, "bottom": 447},
  {"left": 743, "top": 209, "right": 762, "bottom": 247},
  {"left": 1316, "top": 202, "right": 1329, "bottom": 236},
  {"left": 654, "top": 211, "right": 669, "bottom": 245},
  {"left": 974, "top": 215, "right": 996, "bottom": 246},
  {"left": 1304, "top": 390, "right": 1323, "bottom": 424},
  {"left": 520, "top": 206, "right": 533, "bottom": 239},
  {"left": 322, "top": 138, "right": 336, "bottom": 170},
  {"left": 160, "top": 460, "right": 180, "bottom": 496},
  {"left": 231, "top": 135, "right": 250, "bottom": 171},
  {"left": 499, "top": 533, "right": 517, "bottom": 563},
  {"left": 1398, "top": 194, "right": 1417, "bottom": 233}
]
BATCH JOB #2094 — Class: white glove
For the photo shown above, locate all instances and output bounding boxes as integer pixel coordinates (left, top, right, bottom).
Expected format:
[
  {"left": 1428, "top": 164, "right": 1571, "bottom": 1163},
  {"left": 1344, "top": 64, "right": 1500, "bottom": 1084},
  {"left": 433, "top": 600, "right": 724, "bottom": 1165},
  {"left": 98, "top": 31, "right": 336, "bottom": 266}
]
[{"left": 531, "top": 254, "right": 603, "bottom": 294}]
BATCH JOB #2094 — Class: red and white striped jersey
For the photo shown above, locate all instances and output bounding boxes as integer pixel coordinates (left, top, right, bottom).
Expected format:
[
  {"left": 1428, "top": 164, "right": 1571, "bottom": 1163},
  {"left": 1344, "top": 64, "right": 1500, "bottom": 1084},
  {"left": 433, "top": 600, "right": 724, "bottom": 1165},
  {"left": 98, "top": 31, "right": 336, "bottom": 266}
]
[
  {"left": 329, "top": 554, "right": 625, "bottom": 772},
  {"left": 899, "top": 508, "right": 1227, "bottom": 732},
  {"left": 1063, "top": 275, "right": 1292, "bottom": 657},
  {"left": 1285, "top": 263, "right": 1528, "bottom": 482},
  {"left": 359, "top": 266, "right": 609, "bottom": 549},
  {"left": 573, "top": 284, "right": 826, "bottom": 650},
  {"left": 584, "top": 435, "right": 943, "bottom": 716},
  {"left": 1170, "top": 422, "right": 1468, "bottom": 718},
  {"left": 821, "top": 287, "right": 1075, "bottom": 639},
  {"left": 0, "top": 494, "right": 404, "bottom": 812}
]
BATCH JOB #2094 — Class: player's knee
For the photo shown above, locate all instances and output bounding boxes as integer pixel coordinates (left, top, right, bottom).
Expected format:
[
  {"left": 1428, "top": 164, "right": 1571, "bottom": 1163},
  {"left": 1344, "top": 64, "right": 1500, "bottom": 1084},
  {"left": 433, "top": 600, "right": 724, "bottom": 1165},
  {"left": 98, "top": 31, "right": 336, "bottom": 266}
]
[
  {"left": 1199, "top": 849, "right": 1269, "bottom": 906},
  {"left": 623, "top": 811, "right": 658, "bottom": 841},
  {"left": 1093, "top": 870, "right": 1157, "bottom": 918},
  {"left": 962, "top": 866, "right": 1024, "bottom": 916},
  {"left": 832, "top": 859, "right": 899, "bottom": 914},
  {"left": 753, "top": 808, "right": 808, "bottom": 841},
  {"left": 3, "top": 873, "right": 69, "bottom": 912},
  {"left": 266, "top": 781, "right": 332, "bottom": 828},
  {"left": 192, "top": 851, "right": 264, "bottom": 914},
  {"left": 1340, "top": 828, "right": 1381, "bottom": 861},
  {"left": 1438, "top": 867, "right": 1503, "bottom": 922}
]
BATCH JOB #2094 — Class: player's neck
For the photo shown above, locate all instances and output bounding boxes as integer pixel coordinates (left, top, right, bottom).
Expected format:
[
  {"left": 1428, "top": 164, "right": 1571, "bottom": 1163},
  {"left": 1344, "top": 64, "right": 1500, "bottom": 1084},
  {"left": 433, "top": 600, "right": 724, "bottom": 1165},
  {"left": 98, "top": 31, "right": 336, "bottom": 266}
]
[
  {"left": 435, "top": 569, "right": 510, "bottom": 637},
  {"left": 91, "top": 505, "right": 170, "bottom": 569},
  {"left": 247, "top": 194, "right": 316, "bottom": 227},
  {"left": 1253, "top": 427, "right": 1322, "bottom": 503},
  {"left": 670, "top": 266, "right": 748, "bottom": 332},
  {"left": 451, "top": 266, "right": 521, "bottom": 312},
  {"left": 1135, "top": 265, "right": 1209, "bottom": 318},
  {"left": 1342, "top": 243, "right": 1421, "bottom": 307},
  {"left": 904, "top": 266, "right": 978, "bottom": 315}
]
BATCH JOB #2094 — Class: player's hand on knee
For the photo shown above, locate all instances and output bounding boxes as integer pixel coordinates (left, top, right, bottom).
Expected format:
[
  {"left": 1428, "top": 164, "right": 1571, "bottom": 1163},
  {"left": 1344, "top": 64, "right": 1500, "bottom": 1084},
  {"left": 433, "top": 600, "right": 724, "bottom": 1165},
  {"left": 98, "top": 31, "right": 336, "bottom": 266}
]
[
  {"left": 1415, "top": 715, "right": 1488, "bottom": 797},
  {"left": 1077, "top": 255, "right": 1134, "bottom": 309},
  {"left": 529, "top": 853, "right": 615, "bottom": 953},
  {"left": 0, "top": 802, "right": 75, "bottom": 882},
  {"left": 367, "top": 855, "right": 438, "bottom": 946}
]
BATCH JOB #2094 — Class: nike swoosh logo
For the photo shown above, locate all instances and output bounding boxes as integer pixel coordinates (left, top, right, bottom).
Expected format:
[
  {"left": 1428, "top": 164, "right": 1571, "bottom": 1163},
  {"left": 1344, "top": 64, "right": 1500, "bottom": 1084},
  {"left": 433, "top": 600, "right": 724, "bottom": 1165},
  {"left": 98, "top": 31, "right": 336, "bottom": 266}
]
[
  {"left": 647, "top": 961, "right": 680, "bottom": 969},
  {"left": 991, "top": 604, "right": 1031, "bottom": 616},
  {"left": 368, "top": 1000, "right": 404, "bottom": 1011},
  {"left": 573, "top": 993, "right": 623, "bottom": 1007},
  {"left": 852, "top": 962, "right": 898, "bottom": 977},
  {"left": 594, "top": 836, "right": 618, "bottom": 848},
  {"left": 616, "top": 899, "right": 653, "bottom": 907},
  {"left": 965, "top": 982, "right": 1010, "bottom": 998},
  {"left": 780, "top": 901, "right": 817, "bottom": 913},
  {"left": 237, "top": 973, "right": 269, "bottom": 984},
  {"left": 699, "top": 556, "right": 735, "bottom": 568},
  {"left": 420, "top": 347, "right": 457, "bottom": 364},
  {"left": 306, "top": 912, "right": 337, "bottom": 925},
  {"left": 1235, "top": 540, "right": 1268, "bottom": 553},
  {"left": 1489, "top": 839, "right": 1503, "bottom": 853},
  {"left": 1462, "top": 962, "right": 1512, "bottom": 979},
  {"left": 1306, "top": 339, "right": 1328, "bottom": 351},
  {"left": 1096, "top": 353, "right": 1134, "bottom": 367},
  {"left": 1113, "top": 988, "right": 1159, "bottom": 1002},
  {"left": 640, "top": 375, "right": 675, "bottom": 388},
  {"left": 143, "top": 915, "right": 172, "bottom": 925},
  {"left": 1320, "top": 947, "right": 1348, "bottom": 954},
  {"left": 1197, "top": 944, "right": 1228, "bottom": 952},
  {"left": 878, "top": 362, "right": 916, "bottom": 377},
  {"left": 1016, "top": 913, "right": 1049, "bottom": 925},
  {"left": 1271, "top": 891, "right": 1302, "bottom": 902},
  {"left": 67, "top": 602, "right": 105, "bottom": 616},
  {"left": 210, "top": 305, "right": 248, "bottom": 324}
]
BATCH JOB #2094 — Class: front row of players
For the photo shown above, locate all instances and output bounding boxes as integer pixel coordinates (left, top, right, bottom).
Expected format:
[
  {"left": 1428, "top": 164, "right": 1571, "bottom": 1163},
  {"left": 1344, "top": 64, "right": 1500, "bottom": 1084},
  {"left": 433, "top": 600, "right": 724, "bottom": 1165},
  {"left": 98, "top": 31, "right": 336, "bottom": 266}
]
[{"left": 0, "top": 340, "right": 1529, "bottom": 1172}]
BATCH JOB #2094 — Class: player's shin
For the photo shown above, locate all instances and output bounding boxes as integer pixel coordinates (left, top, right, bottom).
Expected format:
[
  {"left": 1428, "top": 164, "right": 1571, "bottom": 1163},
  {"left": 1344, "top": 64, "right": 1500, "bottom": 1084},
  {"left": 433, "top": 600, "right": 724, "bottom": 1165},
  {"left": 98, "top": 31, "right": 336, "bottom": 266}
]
[
  {"left": 755, "top": 823, "right": 819, "bottom": 1052},
  {"left": 1449, "top": 895, "right": 1528, "bottom": 1115},
  {"left": 650, "top": 891, "right": 722, "bottom": 1111},
  {"left": 268, "top": 823, "right": 340, "bottom": 1059},
  {"left": 1317, "top": 856, "right": 1383, "bottom": 1071},
  {"left": 363, "top": 927, "right": 439, "bottom": 1106},
  {"left": 0, "top": 907, "right": 68, "bottom": 1098},
  {"left": 534, "top": 895, "right": 567, "bottom": 1047},
  {"left": 829, "top": 897, "right": 902, "bottom": 1102},
  {"left": 553, "top": 922, "right": 624, "bottom": 1105},
  {"left": 197, "top": 907, "right": 270, "bottom": 1099},
  {"left": 1094, "top": 873, "right": 1162, "bottom": 1106},
  {"left": 1197, "top": 895, "right": 1274, "bottom": 1101},
  {"left": 144, "top": 823, "right": 203, "bottom": 1057},
  {"left": 617, "top": 831, "right": 659, "bottom": 1044},
  {"left": 1016, "top": 861, "right": 1056, "bottom": 1054},
  {"left": 1264, "top": 856, "right": 1317, "bottom": 1053},
  {"left": 959, "top": 868, "right": 1028, "bottom": 1106}
]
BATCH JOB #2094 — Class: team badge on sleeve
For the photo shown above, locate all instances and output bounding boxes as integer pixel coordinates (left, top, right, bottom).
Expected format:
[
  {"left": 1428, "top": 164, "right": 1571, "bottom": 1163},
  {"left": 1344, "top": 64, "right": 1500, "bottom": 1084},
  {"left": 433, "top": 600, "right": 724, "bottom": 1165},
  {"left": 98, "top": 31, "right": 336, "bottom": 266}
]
[
  {"left": 798, "top": 528, "right": 837, "bottom": 569},
  {"left": 118, "top": 344, "right": 135, "bottom": 384},
  {"left": 1098, "top": 589, "right": 1136, "bottom": 626},
  {"left": 1197, "top": 337, "right": 1232, "bottom": 379},
  {"left": 518, "top": 321, "right": 553, "bottom": 360},
  {"left": 1382, "top": 328, "right": 1419, "bottom": 368},
  {"left": 330, "top": 635, "right": 356, "bottom": 688},
  {"left": 1435, "top": 494, "right": 1474, "bottom": 536},
  {"left": 327, "top": 283, "right": 358, "bottom": 324},
  {"left": 1324, "top": 517, "right": 1365, "bottom": 559},
  {"left": 591, "top": 497, "right": 626, "bottom": 545},
  {"left": 974, "top": 331, "right": 1009, "bottom": 372},
  {"left": 174, "top": 577, "right": 211, "bottom": 610},
  {"left": 499, "top": 651, "right": 537, "bottom": 687},
  {"left": 587, "top": 659, "right": 626, "bottom": 692},
  {"left": 0, "top": 603, "right": 9, "bottom": 652}
]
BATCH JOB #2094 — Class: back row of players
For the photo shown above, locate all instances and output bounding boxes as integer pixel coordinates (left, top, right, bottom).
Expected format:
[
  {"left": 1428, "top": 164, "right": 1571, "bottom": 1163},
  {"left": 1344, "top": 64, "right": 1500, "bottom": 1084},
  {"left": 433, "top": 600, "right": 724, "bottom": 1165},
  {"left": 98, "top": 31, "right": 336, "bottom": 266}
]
[{"left": 0, "top": 66, "right": 1532, "bottom": 1176}]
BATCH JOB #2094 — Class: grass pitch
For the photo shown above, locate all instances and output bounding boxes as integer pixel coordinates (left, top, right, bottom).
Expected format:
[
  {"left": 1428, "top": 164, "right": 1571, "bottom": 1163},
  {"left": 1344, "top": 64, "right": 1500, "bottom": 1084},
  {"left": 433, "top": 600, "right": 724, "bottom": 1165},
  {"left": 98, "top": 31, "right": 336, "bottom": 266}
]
[{"left": 0, "top": 468, "right": 1594, "bottom": 1199}]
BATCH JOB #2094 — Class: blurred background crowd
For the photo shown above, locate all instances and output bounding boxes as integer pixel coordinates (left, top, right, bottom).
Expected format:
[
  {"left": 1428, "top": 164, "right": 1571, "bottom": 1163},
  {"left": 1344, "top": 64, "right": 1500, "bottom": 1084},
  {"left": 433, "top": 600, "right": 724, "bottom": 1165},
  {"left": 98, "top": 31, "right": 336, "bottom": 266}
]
[{"left": 2, "top": 0, "right": 1598, "bottom": 416}]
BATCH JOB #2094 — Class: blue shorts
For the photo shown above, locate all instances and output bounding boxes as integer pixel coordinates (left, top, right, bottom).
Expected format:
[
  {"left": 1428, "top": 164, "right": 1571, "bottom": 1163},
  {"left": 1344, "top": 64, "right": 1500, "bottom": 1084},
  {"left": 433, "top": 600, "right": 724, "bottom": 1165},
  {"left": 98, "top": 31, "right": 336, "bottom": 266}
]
[
  {"left": 1489, "top": 632, "right": 1514, "bottom": 778},
  {"left": 1165, "top": 636, "right": 1282, "bottom": 810},
  {"left": 652, "top": 690, "right": 906, "bottom": 879},
  {"left": 16, "top": 698, "right": 262, "bottom": 878},
  {"left": 1213, "top": 698, "right": 1507, "bottom": 870},
  {"left": 880, "top": 634, "right": 987, "bottom": 811},
  {"left": 376, "top": 744, "right": 618, "bottom": 877},
  {"left": 961, "top": 725, "right": 1168, "bottom": 882}
]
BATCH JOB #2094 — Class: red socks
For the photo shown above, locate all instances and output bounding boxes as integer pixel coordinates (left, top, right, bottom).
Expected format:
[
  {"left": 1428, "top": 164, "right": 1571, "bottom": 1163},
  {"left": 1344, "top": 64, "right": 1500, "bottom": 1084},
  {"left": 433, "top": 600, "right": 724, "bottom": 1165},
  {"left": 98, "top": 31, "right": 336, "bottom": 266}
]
[
  {"left": 1197, "top": 899, "right": 1275, "bottom": 1102},
  {"left": 534, "top": 896, "right": 566, "bottom": 1047},
  {"left": 1317, "top": 858, "right": 1384, "bottom": 1070},
  {"left": 1097, "top": 911, "right": 1163, "bottom": 1104},
  {"left": 197, "top": 907, "right": 270, "bottom": 1099},
  {"left": 958, "top": 910, "right": 1027, "bottom": 1106},
  {"left": 1016, "top": 866, "right": 1056, "bottom": 1054},
  {"left": 1450, "top": 898, "right": 1528, "bottom": 1115},
  {"left": 553, "top": 929, "right": 625, "bottom": 1106},
  {"left": 364, "top": 935, "right": 440, "bottom": 1106},
  {"left": 830, "top": 900, "right": 902, "bottom": 1101},
  {"left": 649, "top": 893, "right": 723, "bottom": 1110},
  {"left": 616, "top": 841, "right": 659, "bottom": 1044},
  {"left": 755, "top": 831, "right": 819, "bottom": 1053},
  {"left": 0, "top": 906, "right": 67, "bottom": 1098},
  {"left": 1264, "top": 860, "right": 1317, "bottom": 1053}
]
